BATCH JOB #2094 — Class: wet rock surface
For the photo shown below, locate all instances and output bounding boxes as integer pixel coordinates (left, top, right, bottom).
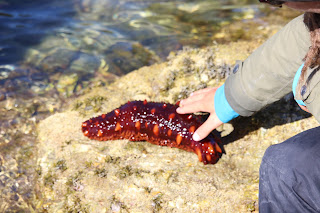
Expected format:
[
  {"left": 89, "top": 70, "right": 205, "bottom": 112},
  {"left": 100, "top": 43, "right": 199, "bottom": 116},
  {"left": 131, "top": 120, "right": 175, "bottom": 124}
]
[
  {"left": 36, "top": 45, "right": 317, "bottom": 212},
  {"left": 0, "top": 64, "right": 62, "bottom": 212}
]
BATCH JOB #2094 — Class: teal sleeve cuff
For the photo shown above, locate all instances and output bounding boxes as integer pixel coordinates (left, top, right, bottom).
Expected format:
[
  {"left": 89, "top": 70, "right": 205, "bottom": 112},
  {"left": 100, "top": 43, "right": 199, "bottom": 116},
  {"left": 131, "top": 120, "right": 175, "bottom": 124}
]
[
  {"left": 214, "top": 84, "right": 240, "bottom": 123},
  {"left": 292, "top": 64, "right": 306, "bottom": 107}
]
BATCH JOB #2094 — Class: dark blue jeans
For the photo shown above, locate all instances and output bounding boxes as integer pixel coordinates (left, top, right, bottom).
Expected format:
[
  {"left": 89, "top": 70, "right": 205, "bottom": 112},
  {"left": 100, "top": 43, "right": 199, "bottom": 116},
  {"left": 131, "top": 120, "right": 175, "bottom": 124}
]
[{"left": 259, "top": 126, "right": 320, "bottom": 212}]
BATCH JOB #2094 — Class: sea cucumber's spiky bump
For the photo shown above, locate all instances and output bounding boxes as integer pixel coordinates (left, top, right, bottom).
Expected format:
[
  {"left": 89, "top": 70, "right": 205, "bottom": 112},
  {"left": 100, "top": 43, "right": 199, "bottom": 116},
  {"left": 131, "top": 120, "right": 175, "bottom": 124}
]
[{"left": 82, "top": 101, "right": 224, "bottom": 165}]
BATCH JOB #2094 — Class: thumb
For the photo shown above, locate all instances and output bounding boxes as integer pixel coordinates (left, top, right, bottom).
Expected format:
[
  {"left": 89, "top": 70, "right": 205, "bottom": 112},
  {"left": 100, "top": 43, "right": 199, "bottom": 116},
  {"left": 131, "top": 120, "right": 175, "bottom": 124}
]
[{"left": 192, "top": 114, "right": 223, "bottom": 141}]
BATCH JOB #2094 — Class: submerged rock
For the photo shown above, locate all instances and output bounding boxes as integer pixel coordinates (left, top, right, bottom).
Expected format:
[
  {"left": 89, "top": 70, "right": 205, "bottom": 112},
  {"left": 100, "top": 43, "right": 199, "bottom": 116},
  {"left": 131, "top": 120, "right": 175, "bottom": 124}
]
[
  {"left": 104, "top": 41, "right": 161, "bottom": 75},
  {"left": 40, "top": 49, "right": 76, "bottom": 73}
]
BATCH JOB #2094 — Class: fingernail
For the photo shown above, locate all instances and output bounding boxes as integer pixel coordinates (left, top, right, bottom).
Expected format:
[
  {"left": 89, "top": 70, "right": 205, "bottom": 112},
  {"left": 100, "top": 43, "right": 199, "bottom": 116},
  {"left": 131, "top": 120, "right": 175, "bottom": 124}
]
[
  {"left": 193, "top": 133, "right": 200, "bottom": 141},
  {"left": 176, "top": 107, "right": 181, "bottom": 113},
  {"left": 190, "top": 93, "right": 194, "bottom": 96}
]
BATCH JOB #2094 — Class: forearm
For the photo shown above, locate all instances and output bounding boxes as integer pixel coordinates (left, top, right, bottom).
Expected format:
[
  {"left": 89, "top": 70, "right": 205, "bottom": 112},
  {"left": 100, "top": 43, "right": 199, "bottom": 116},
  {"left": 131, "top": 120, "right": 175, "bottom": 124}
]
[{"left": 225, "top": 14, "right": 310, "bottom": 116}]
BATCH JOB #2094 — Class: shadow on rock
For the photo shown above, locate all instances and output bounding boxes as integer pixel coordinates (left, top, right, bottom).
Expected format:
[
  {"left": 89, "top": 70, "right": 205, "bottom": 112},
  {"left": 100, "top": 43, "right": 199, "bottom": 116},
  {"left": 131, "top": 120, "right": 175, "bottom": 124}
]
[{"left": 221, "top": 94, "right": 312, "bottom": 146}]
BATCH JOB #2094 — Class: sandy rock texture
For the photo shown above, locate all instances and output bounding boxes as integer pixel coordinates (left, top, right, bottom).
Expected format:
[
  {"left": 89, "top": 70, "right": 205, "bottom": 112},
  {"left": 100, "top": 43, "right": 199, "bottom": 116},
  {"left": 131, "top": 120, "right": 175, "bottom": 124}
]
[{"left": 36, "top": 43, "right": 318, "bottom": 212}]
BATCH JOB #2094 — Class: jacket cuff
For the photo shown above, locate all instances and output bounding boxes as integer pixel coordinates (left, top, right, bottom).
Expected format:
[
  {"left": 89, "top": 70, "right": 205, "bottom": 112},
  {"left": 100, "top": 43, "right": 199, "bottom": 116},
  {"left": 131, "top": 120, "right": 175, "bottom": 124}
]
[
  {"left": 292, "top": 64, "right": 306, "bottom": 107},
  {"left": 214, "top": 84, "right": 239, "bottom": 123}
]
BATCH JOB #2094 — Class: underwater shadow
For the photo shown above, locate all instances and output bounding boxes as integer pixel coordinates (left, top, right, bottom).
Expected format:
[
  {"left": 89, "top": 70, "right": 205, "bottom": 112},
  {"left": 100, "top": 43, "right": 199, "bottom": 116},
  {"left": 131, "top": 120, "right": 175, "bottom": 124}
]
[{"left": 220, "top": 94, "right": 312, "bottom": 145}]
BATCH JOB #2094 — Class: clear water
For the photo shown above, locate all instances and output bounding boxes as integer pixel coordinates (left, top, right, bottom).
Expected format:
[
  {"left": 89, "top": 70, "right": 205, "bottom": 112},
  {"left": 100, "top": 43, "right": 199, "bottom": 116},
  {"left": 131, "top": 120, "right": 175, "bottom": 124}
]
[{"left": 0, "top": 0, "right": 260, "bottom": 65}]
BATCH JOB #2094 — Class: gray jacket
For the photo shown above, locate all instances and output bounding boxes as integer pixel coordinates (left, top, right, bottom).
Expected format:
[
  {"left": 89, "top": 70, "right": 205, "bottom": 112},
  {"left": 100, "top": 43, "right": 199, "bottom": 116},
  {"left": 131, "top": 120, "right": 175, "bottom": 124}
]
[{"left": 224, "top": 14, "right": 320, "bottom": 122}]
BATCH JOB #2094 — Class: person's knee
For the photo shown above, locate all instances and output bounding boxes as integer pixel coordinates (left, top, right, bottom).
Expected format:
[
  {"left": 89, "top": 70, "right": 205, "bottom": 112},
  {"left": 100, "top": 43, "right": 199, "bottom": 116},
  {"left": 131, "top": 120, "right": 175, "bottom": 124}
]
[
  {"left": 261, "top": 142, "right": 295, "bottom": 172},
  {"left": 261, "top": 127, "right": 320, "bottom": 178},
  {"left": 260, "top": 128, "right": 320, "bottom": 212}
]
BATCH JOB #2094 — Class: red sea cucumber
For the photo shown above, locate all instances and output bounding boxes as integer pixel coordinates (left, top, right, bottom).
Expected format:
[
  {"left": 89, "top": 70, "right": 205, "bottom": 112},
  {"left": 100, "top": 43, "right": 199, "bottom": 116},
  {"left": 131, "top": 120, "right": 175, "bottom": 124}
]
[{"left": 81, "top": 100, "right": 224, "bottom": 165}]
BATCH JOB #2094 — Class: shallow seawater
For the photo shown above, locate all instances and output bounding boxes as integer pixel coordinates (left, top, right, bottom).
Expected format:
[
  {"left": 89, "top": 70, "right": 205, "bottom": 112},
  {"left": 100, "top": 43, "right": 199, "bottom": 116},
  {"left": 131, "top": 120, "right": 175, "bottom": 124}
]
[{"left": 0, "top": 0, "right": 274, "bottom": 211}]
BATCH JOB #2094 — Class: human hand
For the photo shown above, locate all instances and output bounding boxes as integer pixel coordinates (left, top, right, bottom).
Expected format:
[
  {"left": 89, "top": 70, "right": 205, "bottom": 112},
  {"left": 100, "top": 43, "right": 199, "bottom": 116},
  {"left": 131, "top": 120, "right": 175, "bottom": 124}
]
[
  {"left": 298, "top": 104, "right": 310, "bottom": 113},
  {"left": 176, "top": 87, "right": 223, "bottom": 141}
]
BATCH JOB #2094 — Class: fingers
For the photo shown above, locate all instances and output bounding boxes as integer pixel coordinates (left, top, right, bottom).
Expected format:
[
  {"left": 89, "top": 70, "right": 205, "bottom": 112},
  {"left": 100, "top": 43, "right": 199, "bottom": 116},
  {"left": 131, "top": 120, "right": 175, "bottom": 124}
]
[
  {"left": 180, "top": 92, "right": 204, "bottom": 106},
  {"left": 176, "top": 101, "right": 204, "bottom": 114},
  {"left": 189, "top": 87, "right": 213, "bottom": 96},
  {"left": 192, "top": 114, "right": 223, "bottom": 141},
  {"left": 176, "top": 86, "right": 223, "bottom": 140},
  {"left": 177, "top": 87, "right": 217, "bottom": 114}
]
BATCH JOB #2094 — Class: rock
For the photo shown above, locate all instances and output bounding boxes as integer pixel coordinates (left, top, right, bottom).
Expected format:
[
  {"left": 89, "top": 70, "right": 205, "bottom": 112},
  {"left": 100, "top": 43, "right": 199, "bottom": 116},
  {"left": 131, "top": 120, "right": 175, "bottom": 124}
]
[
  {"left": 56, "top": 73, "right": 79, "bottom": 97},
  {"left": 104, "top": 42, "right": 161, "bottom": 75},
  {"left": 40, "top": 49, "right": 76, "bottom": 73},
  {"left": 36, "top": 43, "right": 318, "bottom": 212},
  {"left": 68, "top": 52, "right": 101, "bottom": 76}
]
